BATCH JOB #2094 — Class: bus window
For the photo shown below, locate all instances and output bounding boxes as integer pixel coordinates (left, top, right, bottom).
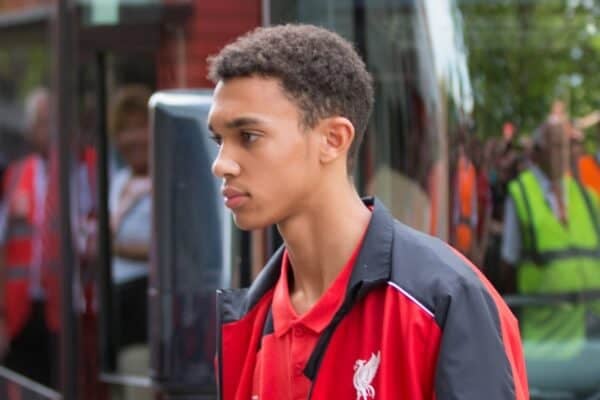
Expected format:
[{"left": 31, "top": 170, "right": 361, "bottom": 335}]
[
  {"left": 106, "top": 83, "right": 153, "bottom": 395},
  {"left": 0, "top": 38, "right": 62, "bottom": 395},
  {"left": 270, "top": 0, "right": 473, "bottom": 243}
]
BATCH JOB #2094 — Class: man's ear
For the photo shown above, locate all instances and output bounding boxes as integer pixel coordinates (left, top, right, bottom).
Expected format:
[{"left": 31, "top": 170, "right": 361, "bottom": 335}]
[{"left": 318, "top": 116, "right": 355, "bottom": 166}]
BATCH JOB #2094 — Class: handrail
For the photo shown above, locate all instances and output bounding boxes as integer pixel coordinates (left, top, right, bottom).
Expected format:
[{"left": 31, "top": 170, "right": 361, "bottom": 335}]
[
  {"left": 0, "top": 366, "right": 61, "bottom": 400},
  {"left": 503, "top": 290, "right": 600, "bottom": 307},
  {"left": 99, "top": 372, "right": 153, "bottom": 388}
]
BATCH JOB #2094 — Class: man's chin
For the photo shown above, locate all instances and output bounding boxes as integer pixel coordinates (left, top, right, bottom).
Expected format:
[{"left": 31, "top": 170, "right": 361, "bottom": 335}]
[{"left": 232, "top": 214, "right": 271, "bottom": 231}]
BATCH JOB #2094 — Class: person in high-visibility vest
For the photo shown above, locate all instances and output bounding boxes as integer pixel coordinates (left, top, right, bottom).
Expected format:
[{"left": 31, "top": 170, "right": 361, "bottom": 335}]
[
  {"left": 451, "top": 143, "right": 478, "bottom": 259},
  {"left": 502, "top": 118, "right": 600, "bottom": 359},
  {"left": 0, "top": 88, "right": 58, "bottom": 386}
]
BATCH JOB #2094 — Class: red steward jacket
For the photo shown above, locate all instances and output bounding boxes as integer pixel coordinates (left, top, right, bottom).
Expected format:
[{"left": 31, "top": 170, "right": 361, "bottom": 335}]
[{"left": 216, "top": 198, "right": 529, "bottom": 400}]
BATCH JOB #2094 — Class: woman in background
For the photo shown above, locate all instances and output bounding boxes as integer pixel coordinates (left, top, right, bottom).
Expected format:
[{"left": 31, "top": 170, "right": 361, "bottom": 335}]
[{"left": 109, "top": 84, "right": 153, "bottom": 400}]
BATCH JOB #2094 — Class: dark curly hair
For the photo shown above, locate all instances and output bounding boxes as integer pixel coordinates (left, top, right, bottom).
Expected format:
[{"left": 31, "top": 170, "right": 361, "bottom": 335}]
[{"left": 208, "top": 24, "right": 374, "bottom": 173}]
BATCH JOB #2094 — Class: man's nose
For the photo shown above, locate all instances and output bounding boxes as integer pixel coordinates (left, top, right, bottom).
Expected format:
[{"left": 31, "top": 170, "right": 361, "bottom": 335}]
[{"left": 212, "top": 149, "right": 241, "bottom": 178}]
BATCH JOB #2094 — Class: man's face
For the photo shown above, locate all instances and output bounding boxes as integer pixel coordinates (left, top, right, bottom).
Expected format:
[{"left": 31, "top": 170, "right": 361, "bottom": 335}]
[
  {"left": 115, "top": 111, "right": 149, "bottom": 175},
  {"left": 551, "top": 100, "right": 566, "bottom": 120},
  {"left": 208, "top": 76, "right": 321, "bottom": 230},
  {"left": 31, "top": 95, "right": 50, "bottom": 151}
]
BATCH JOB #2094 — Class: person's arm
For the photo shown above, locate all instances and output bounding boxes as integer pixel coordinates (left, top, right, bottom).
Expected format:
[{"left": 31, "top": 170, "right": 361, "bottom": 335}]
[
  {"left": 434, "top": 277, "right": 529, "bottom": 399},
  {"left": 112, "top": 241, "right": 149, "bottom": 262},
  {"left": 110, "top": 175, "right": 151, "bottom": 263},
  {"left": 499, "top": 196, "right": 520, "bottom": 293}
]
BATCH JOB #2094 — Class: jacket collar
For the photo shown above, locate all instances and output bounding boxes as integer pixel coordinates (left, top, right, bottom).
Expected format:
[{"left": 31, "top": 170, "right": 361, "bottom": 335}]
[
  {"left": 237, "top": 197, "right": 394, "bottom": 318},
  {"left": 348, "top": 197, "right": 394, "bottom": 297}
]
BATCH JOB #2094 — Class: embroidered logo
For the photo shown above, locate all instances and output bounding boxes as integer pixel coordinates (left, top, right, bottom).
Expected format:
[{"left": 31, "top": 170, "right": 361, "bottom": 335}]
[{"left": 353, "top": 351, "right": 381, "bottom": 400}]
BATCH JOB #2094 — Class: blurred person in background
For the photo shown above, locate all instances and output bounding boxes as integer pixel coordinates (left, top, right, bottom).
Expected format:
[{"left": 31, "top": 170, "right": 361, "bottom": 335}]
[
  {"left": 516, "top": 136, "right": 533, "bottom": 173},
  {"left": 0, "top": 88, "right": 57, "bottom": 387},
  {"left": 108, "top": 85, "right": 153, "bottom": 400},
  {"left": 575, "top": 127, "right": 600, "bottom": 199},
  {"left": 482, "top": 126, "right": 520, "bottom": 291},
  {"left": 550, "top": 99, "right": 568, "bottom": 123},
  {"left": 501, "top": 119, "right": 600, "bottom": 359},
  {"left": 470, "top": 136, "right": 492, "bottom": 268},
  {"left": 499, "top": 122, "right": 521, "bottom": 182},
  {"left": 482, "top": 137, "right": 505, "bottom": 288},
  {"left": 450, "top": 137, "right": 478, "bottom": 260}
]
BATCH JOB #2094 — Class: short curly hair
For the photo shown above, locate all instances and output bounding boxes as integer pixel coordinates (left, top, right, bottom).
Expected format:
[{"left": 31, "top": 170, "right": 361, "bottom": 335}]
[{"left": 208, "top": 24, "right": 374, "bottom": 173}]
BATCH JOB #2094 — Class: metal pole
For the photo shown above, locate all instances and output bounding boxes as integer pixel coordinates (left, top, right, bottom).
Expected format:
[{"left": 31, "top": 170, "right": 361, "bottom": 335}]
[
  {"left": 261, "top": 0, "right": 271, "bottom": 26},
  {"left": 353, "top": 0, "right": 368, "bottom": 194},
  {"left": 95, "top": 51, "right": 117, "bottom": 372},
  {"left": 55, "top": 0, "right": 78, "bottom": 399}
]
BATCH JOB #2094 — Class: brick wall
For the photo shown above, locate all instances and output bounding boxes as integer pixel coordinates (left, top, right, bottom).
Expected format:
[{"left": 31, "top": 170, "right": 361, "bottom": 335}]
[
  {"left": 0, "top": 0, "right": 54, "bottom": 12},
  {"left": 157, "top": 0, "right": 262, "bottom": 89}
]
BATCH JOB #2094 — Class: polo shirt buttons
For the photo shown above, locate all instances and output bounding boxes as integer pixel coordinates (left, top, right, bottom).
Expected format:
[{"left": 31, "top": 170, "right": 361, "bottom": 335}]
[
  {"left": 294, "top": 326, "right": 306, "bottom": 337},
  {"left": 294, "top": 362, "right": 304, "bottom": 376}
]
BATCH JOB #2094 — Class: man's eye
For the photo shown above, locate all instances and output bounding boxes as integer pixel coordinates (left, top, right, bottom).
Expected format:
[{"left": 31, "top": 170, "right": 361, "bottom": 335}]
[
  {"left": 241, "top": 131, "right": 260, "bottom": 144},
  {"left": 210, "top": 135, "right": 222, "bottom": 145}
]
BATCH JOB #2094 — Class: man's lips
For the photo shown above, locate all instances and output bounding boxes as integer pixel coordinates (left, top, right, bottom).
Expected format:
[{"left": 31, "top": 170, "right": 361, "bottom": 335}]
[{"left": 221, "top": 187, "right": 249, "bottom": 209}]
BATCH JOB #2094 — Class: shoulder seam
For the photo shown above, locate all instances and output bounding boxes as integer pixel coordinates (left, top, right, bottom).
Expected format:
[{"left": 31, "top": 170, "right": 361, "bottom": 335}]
[{"left": 387, "top": 281, "right": 435, "bottom": 318}]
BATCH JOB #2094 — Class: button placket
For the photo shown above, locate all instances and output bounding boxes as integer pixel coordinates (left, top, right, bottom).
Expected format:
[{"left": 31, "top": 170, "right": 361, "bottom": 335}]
[
  {"left": 294, "top": 325, "right": 306, "bottom": 338},
  {"left": 290, "top": 324, "right": 310, "bottom": 380},
  {"left": 294, "top": 361, "right": 304, "bottom": 376}
]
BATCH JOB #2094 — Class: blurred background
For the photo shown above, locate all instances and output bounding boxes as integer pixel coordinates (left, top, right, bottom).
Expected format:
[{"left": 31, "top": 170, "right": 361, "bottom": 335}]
[{"left": 0, "top": 0, "right": 599, "bottom": 399}]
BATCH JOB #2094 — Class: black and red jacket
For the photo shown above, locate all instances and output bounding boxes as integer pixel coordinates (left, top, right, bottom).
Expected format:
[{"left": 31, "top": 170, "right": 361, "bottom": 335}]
[{"left": 216, "top": 198, "right": 529, "bottom": 399}]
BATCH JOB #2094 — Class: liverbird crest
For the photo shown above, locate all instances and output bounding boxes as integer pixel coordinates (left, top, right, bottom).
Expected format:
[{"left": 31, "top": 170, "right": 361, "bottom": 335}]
[{"left": 353, "top": 351, "right": 381, "bottom": 400}]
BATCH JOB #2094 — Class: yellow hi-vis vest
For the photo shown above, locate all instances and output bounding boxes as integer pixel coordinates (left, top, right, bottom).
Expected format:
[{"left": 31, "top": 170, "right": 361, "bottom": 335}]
[{"left": 508, "top": 169, "right": 600, "bottom": 359}]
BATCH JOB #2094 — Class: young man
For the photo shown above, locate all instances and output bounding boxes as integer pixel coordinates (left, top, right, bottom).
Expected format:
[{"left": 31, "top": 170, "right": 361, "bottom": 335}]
[{"left": 208, "top": 24, "right": 528, "bottom": 400}]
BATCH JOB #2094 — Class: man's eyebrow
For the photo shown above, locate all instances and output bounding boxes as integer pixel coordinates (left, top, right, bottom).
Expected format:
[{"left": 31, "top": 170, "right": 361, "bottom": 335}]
[
  {"left": 208, "top": 117, "right": 265, "bottom": 134},
  {"left": 225, "top": 117, "right": 264, "bottom": 129}
]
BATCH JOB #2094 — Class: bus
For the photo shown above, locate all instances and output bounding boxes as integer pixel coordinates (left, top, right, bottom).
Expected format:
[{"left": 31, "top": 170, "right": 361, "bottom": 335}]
[{"left": 0, "top": 0, "right": 598, "bottom": 399}]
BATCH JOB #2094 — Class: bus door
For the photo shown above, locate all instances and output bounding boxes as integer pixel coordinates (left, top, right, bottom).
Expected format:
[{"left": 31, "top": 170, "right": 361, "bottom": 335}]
[{"left": 148, "top": 90, "right": 249, "bottom": 399}]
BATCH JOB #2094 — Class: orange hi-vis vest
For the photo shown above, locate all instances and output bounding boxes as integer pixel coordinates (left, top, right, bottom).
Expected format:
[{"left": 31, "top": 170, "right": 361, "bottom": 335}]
[
  {"left": 453, "top": 155, "right": 477, "bottom": 255},
  {"left": 578, "top": 154, "right": 600, "bottom": 199},
  {"left": 4, "top": 155, "right": 43, "bottom": 339}
]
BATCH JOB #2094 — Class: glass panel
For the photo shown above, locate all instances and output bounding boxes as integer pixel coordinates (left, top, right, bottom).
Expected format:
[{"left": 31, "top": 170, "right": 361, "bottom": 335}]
[
  {"left": 79, "top": 0, "right": 161, "bottom": 27},
  {"left": 271, "top": 0, "right": 472, "bottom": 241},
  {"left": 458, "top": 1, "right": 600, "bottom": 398},
  {"left": 362, "top": 1, "right": 448, "bottom": 238},
  {"left": 0, "top": 31, "right": 60, "bottom": 393},
  {"left": 74, "top": 57, "right": 112, "bottom": 399},
  {"left": 103, "top": 53, "right": 155, "bottom": 399},
  {"left": 272, "top": 0, "right": 600, "bottom": 397}
]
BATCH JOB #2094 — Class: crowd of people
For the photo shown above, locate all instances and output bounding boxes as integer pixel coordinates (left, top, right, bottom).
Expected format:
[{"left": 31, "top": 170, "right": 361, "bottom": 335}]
[
  {"left": 452, "top": 101, "right": 600, "bottom": 365},
  {"left": 0, "top": 85, "right": 153, "bottom": 399}
]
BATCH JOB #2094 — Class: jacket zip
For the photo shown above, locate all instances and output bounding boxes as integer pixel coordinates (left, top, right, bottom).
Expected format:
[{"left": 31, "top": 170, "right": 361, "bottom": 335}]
[
  {"left": 305, "top": 286, "right": 365, "bottom": 399},
  {"left": 216, "top": 290, "right": 224, "bottom": 400}
]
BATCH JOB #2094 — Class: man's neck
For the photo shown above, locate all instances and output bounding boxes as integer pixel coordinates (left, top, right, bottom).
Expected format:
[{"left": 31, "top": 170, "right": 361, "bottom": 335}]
[{"left": 277, "top": 180, "right": 371, "bottom": 315}]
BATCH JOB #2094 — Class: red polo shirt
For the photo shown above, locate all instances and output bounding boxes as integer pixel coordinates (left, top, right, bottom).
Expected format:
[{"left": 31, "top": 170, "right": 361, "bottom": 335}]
[{"left": 251, "top": 234, "right": 366, "bottom": 400}]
